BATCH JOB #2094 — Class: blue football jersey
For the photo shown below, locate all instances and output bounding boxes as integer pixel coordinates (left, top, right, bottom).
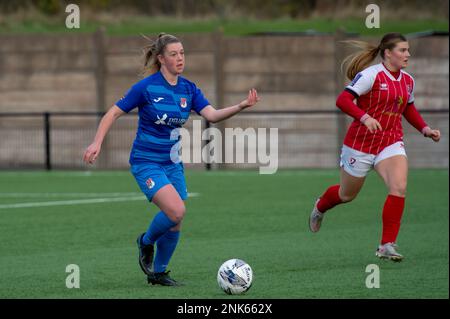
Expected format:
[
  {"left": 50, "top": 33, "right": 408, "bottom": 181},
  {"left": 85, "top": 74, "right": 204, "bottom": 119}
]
[{"left": 116, "top": 71, "right": 210, "bottom": 165}]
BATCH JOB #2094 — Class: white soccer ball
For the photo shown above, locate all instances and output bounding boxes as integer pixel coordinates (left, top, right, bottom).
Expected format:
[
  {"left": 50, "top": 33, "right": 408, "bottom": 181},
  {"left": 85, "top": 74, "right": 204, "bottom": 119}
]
[{"left": 217, "top": 259, "right": 253, "bottom": 295}]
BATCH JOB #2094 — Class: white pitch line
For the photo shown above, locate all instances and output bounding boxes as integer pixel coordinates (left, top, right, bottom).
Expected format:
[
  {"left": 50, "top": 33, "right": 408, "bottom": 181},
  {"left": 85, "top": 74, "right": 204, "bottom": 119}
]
[
  {"left": 0, "top": 196, "right": 146, "bottom": 209},
  {"left": 0, "top": 193, "right": 200, "bottom": 210},
  {"left": 0, "top": 192, "right": 143, "bottom": 198}
]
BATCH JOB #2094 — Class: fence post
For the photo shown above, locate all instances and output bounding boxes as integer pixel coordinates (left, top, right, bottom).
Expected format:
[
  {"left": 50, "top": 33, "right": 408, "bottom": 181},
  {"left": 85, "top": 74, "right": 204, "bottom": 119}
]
[
  {"left": 334, "top": 29, "right": 348, "bottom": 160},
  {"left": 213, "top": 28, "right": 225, "bottom": 171},
  {"left": 44, "top": 112, "right": 51, "bottom": 170},
  {"left": 94, "top": 27, "right": 106, "bottom": 114},
  {"left": 93, "top": 27, "right": 108, "bottom": 168}
]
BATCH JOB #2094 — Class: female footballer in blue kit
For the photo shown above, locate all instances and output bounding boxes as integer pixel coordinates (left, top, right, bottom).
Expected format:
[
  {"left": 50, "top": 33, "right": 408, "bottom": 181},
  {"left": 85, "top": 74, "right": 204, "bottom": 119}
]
[{"left": 83, "top": 33, "right": 259, "bottom": 286}]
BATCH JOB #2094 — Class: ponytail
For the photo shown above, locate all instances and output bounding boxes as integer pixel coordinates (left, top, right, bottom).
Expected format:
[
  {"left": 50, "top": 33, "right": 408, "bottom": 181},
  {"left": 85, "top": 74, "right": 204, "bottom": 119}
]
[
  {"left": 341, "top": 33, "right": 407, "bottom": 80},
  {"left": 341, "top": 41, "right": 380, "bottom": 80}
]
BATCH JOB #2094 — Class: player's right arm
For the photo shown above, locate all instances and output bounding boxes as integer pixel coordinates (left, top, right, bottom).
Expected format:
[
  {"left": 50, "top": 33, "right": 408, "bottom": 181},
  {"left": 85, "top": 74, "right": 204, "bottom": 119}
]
[
  {"left": 338, "top": 68, "right": 382, "bottom": 133},
  {"left": 83, "top": 105, "right": 125, "bottom": 164},
  {"left": 84, "top": 81, "right": 146, "bottom": 164},
  {"left": 336, "top": 91, "right": 382, "bottom": 133}
]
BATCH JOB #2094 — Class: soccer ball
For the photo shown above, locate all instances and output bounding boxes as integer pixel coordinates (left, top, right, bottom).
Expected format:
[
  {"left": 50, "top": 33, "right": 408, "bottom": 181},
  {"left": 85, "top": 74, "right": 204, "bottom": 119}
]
[{"left": 217, "top": 259, "right": 253, "bottom": 295}]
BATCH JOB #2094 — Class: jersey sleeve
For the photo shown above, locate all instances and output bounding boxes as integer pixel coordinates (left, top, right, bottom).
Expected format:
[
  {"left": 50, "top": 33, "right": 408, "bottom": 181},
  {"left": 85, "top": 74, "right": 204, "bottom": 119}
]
[
  {"left": 336, "top": 90, "right": 367, "bottom": 121},
  {"left": 345, "top": 68, "right": 377, "bottom": 97},
  {"left": 115, "top": 83, "right": 147, "bottom": 113},
  {"left": 403, "top": 102, "right": 427, "bottom": 133},
  {"left": 191, "top": 84, "right": 210, "bottom": 115},
  {"left": 407, "top": 77, "right": 415, "bottom": 104}
]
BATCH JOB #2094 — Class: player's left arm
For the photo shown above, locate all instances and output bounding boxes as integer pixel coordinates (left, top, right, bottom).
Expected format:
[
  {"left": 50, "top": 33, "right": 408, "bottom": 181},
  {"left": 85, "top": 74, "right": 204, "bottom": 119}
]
[
  {"left": 403, "top": 102, "right": 441, "bottom": 142},
  {"left": 200, "top": 89, "right": 259, "bottom": 123}
]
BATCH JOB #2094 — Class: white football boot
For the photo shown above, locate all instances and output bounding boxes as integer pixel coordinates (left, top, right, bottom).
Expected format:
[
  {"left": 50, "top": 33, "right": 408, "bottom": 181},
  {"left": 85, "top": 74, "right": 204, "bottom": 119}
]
[
  {"left": 375, "top": 242, "right": 404, "bottom": 262},
  {"left": 309, "top": 199, "right": 324, "bottom": 233}
]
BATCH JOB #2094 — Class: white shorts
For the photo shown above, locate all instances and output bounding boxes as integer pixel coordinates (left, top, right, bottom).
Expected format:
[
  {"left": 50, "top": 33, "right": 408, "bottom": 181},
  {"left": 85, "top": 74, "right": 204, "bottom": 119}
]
[{"left": 339, "top": 141, "right": 407, "bottom": 178}]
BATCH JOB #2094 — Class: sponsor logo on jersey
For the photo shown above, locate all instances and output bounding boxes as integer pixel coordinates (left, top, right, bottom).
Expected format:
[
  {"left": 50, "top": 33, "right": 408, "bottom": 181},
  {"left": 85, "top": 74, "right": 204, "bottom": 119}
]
[
  {"left": 155, "top": 113, "right": 187, "bottom": 126},
  {"left": 146, "top": 178, "right": 155, "bottom": 189},
  {"left": 168, "top": 118, "right": 187, "bottom": 125},
  {"left": 155, "top": 114, "right": 168, "bottom": 125},
  {"left": 380, "top": 83, "right": 388, "bottom": 90},
  {"left": 350, "top": 73, "right": 362, "bottom": 86},
  {"left": 180, "top": 97, "right": 187, "bottom": 108},
  {"left": 383, "top": 111, "right": 402, "bottom": 117},
  {"left": 153, "top": 97, "right": 164, "bottom": 103}
]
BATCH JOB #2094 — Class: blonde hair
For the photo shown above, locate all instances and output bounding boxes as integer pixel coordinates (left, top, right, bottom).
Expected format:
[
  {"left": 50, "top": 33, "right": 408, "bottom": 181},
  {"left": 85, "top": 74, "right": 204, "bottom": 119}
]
[
  {"left": 341, "top": 33, "right": 407, "bottom": 80},
  {"left": 141, "top": 33, "right": 180, "bottom": 76}
]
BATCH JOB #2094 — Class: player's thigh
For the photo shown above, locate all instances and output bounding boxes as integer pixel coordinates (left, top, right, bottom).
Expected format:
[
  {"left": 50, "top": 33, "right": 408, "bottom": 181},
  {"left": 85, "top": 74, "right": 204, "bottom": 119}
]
[
  {"left": 131, "top": 163, "right": 185, "bottom": 221},
  {"left": 152, "top": 183, "right": 186, "bottom": 223},
  {"left": 164, "top": 163, "right": 188, "bottom": 201},
  {"left": 374, "top": 155, "right": 408, "bottom": 196},
  {"left": 131, "top": 163, "right": 169, "bottom": 201},
  {"left": 340, "top": 144, "right": 374, "bottom": 179},
  {"left": 339, "top": 167, "right": 366, "bottom": 202},
  {"left": 338, "top": 145, "right": 371, "bottom": 201}
]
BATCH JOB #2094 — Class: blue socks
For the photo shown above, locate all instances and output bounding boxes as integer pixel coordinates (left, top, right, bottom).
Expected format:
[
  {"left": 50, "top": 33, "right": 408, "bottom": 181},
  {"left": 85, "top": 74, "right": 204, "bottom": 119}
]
[
  {"left": 142, "top": 211, "right": 177, "bottom": 245},
  {"left": 153, "top": 230, "right": 180, "bottom": 273}
]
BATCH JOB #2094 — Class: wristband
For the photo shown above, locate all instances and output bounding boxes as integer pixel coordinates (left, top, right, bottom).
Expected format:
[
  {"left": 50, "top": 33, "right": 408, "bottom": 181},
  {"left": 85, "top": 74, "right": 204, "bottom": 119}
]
[
  {"left": 360, "top": 114, "right": 370, "bottom": 123},
  {"left": 421, "top": 126, "right": 431, "bottom": 136}
]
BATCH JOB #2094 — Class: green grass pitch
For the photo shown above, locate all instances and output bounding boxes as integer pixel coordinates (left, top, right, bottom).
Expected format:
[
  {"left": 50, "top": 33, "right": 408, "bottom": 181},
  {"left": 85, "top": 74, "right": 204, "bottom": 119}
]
[{"left": 0, "top": 169, "right": 448, "bottom": 298}]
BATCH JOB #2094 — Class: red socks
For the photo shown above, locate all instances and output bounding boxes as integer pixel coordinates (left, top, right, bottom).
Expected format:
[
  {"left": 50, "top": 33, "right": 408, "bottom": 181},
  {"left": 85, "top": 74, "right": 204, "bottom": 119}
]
[
  {"left": 317, "top": 184, "right": 343, "bottom": 213},
  {"left": 316, "top": 185, "right": 406, "bottom": 244},
  {"left": 381, "top": 195, "right": 405, "bottom": 245}
]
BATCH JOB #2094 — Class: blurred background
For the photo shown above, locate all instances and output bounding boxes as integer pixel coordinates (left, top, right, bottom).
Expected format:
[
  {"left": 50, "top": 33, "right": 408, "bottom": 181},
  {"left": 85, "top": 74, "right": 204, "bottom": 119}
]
[{"left": 0, "top": 0, "right": 448, "bottom": 170}]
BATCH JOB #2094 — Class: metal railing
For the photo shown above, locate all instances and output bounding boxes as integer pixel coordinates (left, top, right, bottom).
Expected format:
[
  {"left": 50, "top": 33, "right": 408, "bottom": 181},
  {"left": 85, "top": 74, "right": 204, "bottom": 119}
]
[{"left": 0, "top": 109, "right": 448, "bottom": 170}]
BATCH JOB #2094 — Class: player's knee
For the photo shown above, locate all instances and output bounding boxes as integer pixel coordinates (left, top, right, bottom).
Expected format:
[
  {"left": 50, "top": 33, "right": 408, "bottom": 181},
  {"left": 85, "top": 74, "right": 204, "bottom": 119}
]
[
  {"left": 389, "top": 182, "right": 407, "bottom": 197},
  {"left": 168, "top": 204, "right": 186, "bottom": 224},
  {"left": 170, "top": 222, "right": 182, "bottom": 232},
  {"left": 339, "top": 193, "right": 357, "bottom": 203}
]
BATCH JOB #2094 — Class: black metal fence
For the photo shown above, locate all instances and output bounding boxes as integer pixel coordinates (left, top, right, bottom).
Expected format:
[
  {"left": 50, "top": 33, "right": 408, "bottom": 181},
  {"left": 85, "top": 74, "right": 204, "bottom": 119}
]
[{"left": 0, "top": 110, "right": 448, "bottom": 170}]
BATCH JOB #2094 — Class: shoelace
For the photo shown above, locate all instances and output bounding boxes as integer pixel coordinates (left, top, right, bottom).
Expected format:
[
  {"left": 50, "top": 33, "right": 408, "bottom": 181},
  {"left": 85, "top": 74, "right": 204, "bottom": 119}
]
[
  {"left": 157, "top": 271, "right": 178, "bottom": 283},
  {"left": 155, "top": 270, "right": 171, "bottom": 277}
]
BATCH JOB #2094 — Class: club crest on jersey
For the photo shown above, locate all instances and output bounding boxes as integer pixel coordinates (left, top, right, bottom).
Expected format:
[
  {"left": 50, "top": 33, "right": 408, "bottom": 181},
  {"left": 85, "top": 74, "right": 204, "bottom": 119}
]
[
  {"left": 146, "top": 178, "right": 155, "bottom": 189},
  {"left": 180, "top": 98, "right": 187, "bottom": 108}
]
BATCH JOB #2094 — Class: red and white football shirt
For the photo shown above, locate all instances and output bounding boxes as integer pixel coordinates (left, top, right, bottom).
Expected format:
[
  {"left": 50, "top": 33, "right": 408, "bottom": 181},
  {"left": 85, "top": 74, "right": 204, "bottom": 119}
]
[{"left": 344, "top": 63, "right": 415, "bottom": 155}]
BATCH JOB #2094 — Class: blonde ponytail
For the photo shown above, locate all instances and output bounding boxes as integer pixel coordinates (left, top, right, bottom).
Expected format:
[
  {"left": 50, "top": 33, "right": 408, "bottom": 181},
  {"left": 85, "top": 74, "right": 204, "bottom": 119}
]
[
  {"left": 341, "top": 33, "right": 408, "bottom": 80},
  {"left": 341, "top": 40, "right": 380, "bottom": 80}
]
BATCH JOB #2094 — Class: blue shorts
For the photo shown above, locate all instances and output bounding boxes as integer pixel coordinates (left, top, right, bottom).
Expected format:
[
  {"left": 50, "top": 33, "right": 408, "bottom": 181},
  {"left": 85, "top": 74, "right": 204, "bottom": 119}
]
[{"left": 131, "top": 162, "right": 188, "bottom": 202}]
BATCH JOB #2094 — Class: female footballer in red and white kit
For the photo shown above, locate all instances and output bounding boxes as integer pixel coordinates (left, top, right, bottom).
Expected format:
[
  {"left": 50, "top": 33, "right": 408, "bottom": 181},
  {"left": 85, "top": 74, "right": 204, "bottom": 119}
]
[{"left": 309, "top": 33, "right": 441, "bottom": 261}]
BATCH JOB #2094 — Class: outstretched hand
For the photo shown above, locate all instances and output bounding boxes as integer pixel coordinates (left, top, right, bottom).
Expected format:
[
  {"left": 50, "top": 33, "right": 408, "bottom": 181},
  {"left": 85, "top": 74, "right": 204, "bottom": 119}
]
[{"left": 239, "top": 88, "right": 260, "bottom": 110}]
